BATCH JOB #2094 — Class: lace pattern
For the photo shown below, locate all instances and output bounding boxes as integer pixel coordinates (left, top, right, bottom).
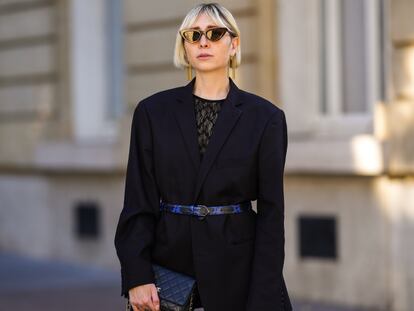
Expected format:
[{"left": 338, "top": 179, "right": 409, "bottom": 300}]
[{"left": 193, "top": 94, "right": 224, "bottom": 159}]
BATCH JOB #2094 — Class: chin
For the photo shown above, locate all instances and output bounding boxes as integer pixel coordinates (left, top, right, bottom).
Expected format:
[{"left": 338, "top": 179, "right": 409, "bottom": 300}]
[{"left": 194, "top": 65, "right": 226, "bottom": 73}]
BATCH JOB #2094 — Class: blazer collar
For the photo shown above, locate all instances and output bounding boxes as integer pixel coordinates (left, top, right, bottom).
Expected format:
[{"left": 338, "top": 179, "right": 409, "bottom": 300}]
[
  {"left": 174, "top": 77, "right": 243, "bottom": 203},
  {"left": 176, "top": 76, "right": 243, "bottom": 107}
]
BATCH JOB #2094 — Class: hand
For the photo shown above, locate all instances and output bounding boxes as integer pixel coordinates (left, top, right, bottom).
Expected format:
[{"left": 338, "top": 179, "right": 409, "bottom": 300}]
[{"left": 128, "top": 283, "right": 160, "bottom": 311}]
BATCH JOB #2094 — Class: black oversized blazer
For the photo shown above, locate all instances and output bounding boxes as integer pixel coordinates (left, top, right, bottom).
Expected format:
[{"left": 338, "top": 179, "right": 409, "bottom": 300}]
[{"left": 114, "top": 77, "right": 292, "bottom": 311}]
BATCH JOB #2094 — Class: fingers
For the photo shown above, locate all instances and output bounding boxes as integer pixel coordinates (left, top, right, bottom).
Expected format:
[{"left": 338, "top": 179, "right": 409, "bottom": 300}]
[
  {"left": 130, "top": 299, "right": 152, "bottom": 311},
  {"left": 128, "top": 283, "right": 160, "bottom": 311},
  {"left": 131, "top": 303, "right": 148, "bottom": 311},
  {"left": 151, "top": 285, "right": 160, "bottom": 311},
  {"left": 130, "top": 295, "right": 158, "bottom": 311}
]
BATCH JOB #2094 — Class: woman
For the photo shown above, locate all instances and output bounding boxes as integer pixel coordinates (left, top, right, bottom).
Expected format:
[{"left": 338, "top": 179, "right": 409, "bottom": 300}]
[{"left": 114, "top": 3, "right": 292, "bottom": 311}]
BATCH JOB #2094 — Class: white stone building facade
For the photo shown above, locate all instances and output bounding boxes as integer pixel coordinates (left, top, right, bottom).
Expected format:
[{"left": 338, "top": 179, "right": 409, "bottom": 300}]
[{"left": 0, "top": 1, "right": 413, "bottom": 310}]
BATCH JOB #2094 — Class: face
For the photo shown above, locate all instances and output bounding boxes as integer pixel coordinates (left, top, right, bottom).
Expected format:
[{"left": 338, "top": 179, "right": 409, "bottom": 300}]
[{"left": 182, "top": 13, "right": 239, "bottom": 74}]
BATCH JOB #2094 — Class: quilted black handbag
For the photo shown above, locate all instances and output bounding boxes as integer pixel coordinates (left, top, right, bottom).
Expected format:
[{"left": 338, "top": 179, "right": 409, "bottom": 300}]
[{"left": 126, "top": 263, "right": 197, "bottom": 311}]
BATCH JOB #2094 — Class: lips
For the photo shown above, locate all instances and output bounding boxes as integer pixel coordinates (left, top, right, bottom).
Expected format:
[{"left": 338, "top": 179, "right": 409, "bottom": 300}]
[{"left": 197, "top": 53, "right": 213, "bottom": 58}]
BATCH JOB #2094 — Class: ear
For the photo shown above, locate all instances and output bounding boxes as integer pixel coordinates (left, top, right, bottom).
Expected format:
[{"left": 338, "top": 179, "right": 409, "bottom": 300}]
[{"left": 230, "top": 36, "right": 239, "bottom": 54}]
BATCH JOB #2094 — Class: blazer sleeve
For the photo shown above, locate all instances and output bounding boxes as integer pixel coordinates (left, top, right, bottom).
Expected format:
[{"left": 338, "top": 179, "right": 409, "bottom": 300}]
[
  {"left": 114, "top": 100, "right": 160, "bottom": 298},
  {"left": 246, "top": 109, "right": 288, "bottom": 310}
]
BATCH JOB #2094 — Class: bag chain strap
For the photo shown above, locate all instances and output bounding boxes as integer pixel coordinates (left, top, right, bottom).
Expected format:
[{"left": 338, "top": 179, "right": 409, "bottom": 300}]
[{"left": 189, "top": 290, "right": 194, "bottom": 310}]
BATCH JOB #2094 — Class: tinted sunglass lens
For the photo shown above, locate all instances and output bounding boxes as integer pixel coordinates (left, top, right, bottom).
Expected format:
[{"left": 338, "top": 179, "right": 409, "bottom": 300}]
[
  {"left": 183, "top": 30, "right": 200, "bottom": 42},
  {"left": 208, "top": 28, "right": 227, "bottom": 41},
  {"left": 191, "top": 31, "right": 201, "bottom": 42},
  {"left": 182, "top": 28, "right": 228, "bottom": 42}
]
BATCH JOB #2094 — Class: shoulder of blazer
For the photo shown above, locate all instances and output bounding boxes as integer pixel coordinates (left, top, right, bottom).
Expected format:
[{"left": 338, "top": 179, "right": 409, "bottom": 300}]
[
  {"left": 133, "top": 85, "right": 183, "bottom": 111},
  {"left": 238, "top": 88, "right": 284, "bottom": 118},
  {"left": 133, "top": 83, "right": 285, "bottom": 120}
]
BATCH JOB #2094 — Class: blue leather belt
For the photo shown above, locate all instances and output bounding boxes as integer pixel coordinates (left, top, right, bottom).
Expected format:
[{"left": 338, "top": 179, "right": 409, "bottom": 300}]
[{"left": 159, "top": 199, "right": 252, "bottom": 220}]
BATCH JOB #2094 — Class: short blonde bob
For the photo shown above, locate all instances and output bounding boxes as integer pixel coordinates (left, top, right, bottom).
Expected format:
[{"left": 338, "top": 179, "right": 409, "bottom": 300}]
[{"left": 173, "top": 2, "right": 241, "bottom": 70}]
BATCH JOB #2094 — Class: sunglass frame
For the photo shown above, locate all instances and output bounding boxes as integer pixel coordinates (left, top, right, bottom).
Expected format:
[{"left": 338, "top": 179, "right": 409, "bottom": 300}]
[{"left": 180, "top": 27, "right": 236, "bottom": 43}]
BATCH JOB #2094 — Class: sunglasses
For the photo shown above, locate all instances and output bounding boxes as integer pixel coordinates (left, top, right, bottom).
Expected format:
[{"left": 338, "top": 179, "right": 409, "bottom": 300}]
[{"left": 180, "top": 27, "right": 236, "bottom": 43}]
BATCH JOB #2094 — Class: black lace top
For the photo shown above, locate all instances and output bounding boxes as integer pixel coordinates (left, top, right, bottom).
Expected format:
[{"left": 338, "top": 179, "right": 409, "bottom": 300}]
[{"left": 193, "top": 94, "right": 225, "bottom": 159}]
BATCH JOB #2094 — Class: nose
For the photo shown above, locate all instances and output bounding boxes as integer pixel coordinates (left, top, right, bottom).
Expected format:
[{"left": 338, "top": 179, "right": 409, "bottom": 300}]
[{"left": 199, "top": 33, "right": 209, "bottom": 47}]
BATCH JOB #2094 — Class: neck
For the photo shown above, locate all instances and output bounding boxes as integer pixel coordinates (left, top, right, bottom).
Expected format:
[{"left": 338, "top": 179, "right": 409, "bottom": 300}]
[{"left": 193, "top": 70, "right": 230, "bottom": 100}]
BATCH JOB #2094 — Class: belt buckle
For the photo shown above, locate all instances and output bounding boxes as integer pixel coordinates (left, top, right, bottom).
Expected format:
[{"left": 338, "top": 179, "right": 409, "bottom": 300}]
[{"left": 196, "top": 204, "right": 210, "bottom": 219}]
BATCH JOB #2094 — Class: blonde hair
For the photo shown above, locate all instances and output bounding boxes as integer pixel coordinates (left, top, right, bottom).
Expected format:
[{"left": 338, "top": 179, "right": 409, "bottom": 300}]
[{"left": 173, "top": 2, "right": 241, "bottom": 70}]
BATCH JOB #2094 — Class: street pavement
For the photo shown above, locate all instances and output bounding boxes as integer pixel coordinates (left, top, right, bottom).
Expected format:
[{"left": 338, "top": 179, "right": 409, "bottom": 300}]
[{"left": 0, "top": 252, "right": 380, "bottom": 311}]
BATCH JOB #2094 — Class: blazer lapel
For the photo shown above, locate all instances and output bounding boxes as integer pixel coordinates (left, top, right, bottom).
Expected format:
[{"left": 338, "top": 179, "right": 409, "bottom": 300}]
[{"left": 174, "top": 77, "right": 243, "bottom": 203}]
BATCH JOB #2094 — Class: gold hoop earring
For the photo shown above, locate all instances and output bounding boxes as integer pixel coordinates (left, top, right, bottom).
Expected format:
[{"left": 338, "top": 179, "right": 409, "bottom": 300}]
[{"left": 187, "top": 63, "right": 192, "bottom": 81}]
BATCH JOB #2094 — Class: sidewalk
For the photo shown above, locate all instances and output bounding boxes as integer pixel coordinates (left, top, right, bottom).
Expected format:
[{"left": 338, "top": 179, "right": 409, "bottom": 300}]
[
  {"left": 0, "top": 252, "right": 380, "bottom": 311},
  {"left": 0, "top": 251, "right": 124, "bottom": 310}
]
